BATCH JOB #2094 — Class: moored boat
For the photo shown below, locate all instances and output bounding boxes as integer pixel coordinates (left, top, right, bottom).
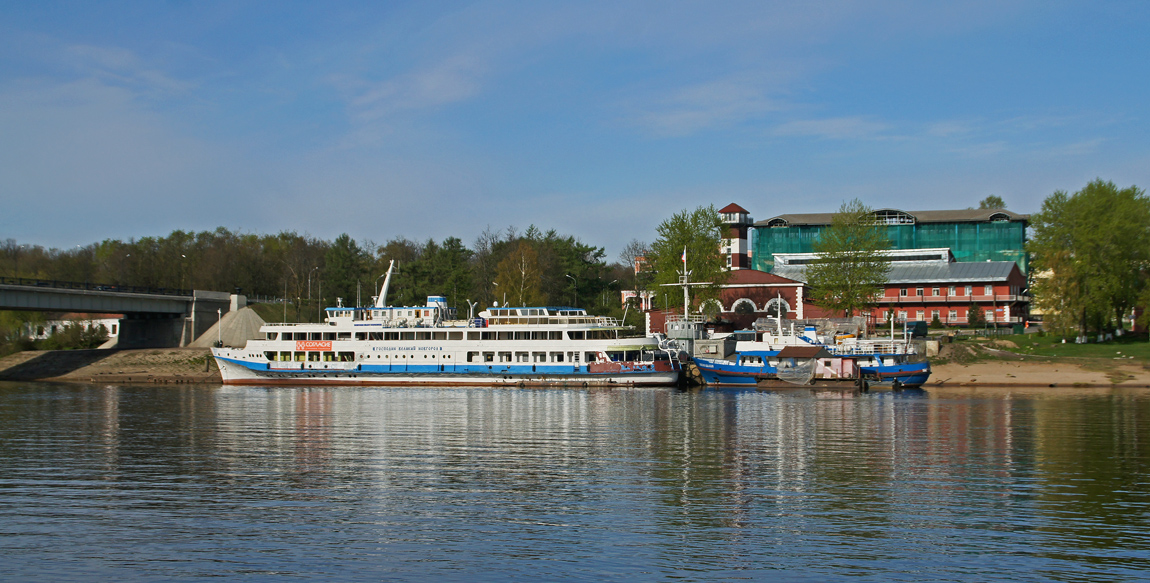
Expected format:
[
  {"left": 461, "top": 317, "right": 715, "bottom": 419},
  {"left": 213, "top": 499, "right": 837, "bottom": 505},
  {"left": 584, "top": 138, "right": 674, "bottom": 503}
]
[
  {"left": 693, "top": 317, "right": 930, "bottom": 389},
  {"left": 211, "top": 262, "right": 681, "bottom": 387}
]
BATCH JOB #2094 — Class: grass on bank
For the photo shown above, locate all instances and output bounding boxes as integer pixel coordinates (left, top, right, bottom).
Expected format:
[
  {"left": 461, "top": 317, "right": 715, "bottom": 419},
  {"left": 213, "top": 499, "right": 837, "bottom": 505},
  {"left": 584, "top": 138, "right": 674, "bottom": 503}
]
[{"left": 934, "top": 331, "right": 1150, "bottom": 366}]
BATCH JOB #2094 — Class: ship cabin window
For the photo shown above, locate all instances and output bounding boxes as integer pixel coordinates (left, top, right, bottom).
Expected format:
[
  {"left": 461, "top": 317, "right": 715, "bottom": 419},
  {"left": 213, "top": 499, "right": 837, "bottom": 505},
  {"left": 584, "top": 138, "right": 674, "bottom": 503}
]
[
  {"left": 356, "top": 333, "right": 367, "bottom": 340},
  {"left": 323, "top": 333, "right": 336, "bottom": 340},
  {"left": 337, "top": 332, "right": 351, "bottom": 339},
  {"left": 585, "top": 352, "right": 598, "bottom": 363},
  {"left": 498, "top": 352, "right": 512, "bottom": 362},
  {"left": 264, "top": 351, "right": 277, "bottom": 361},
  {"left": 549, "top": 331, "right": 562, "bottom": 340},
  {"left": 498, "top": 332, "right": 514, "bottom": 340},
  {"left": 401, "top": 332, "right": 415, "bottom": 340},
  {"left": 416, "top": 332, "right": 432, "bottom": 340},
  {"left": 551, "top": 352, "right": 564, "bottom": 362},
  {"left": 467, "top": 331, "right": 480, "bottom": 340},
  {"left": 295, "top": 352, "right": 306, "bottom": 362},
  {"left": 339, "top": 352, "right": 354, "bottom": 361},
  {"left": 568, "top": 331, "right": 585, "bottom": 340},
  {"left": 279, "top": 351, "right": 291, "bottom": 361},
  {"left": 433, "top": 332, "right": 447, "bottom": 340},
  {"left": 323, "top": 352, "right": 335, "bottom": 362},
  {"left": 481, "top": 331, "right": 495, "bottom": 340},
  {"left": 281, "top": 332, "right": 293, "bottom": 340},
  {"left": 483, "top": 352, "right": 495, "bottom": 362},
  {"left": 516, "top": 352, "right": 529, "bottom": 362},
  {"left": 467, "top": 352, "right": 478, "bottom": 362},
  {"left": 533, "top": 352, "right": 546, "bottom": 362},
  {"left": 266, "top": 332, "right": 278, "bottom": 340},
  {"left": 308, "top": 352, "right": 321, "bottom": 362},
  {"left": 449, "top": 332, "right": 463, "bottom": 340}
]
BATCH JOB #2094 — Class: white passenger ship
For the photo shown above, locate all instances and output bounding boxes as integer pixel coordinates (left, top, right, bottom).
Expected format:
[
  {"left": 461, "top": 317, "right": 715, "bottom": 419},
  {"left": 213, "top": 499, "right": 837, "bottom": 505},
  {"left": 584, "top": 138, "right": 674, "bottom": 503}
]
[{"left": 211, "top": 263, "right": 681, "bottom": 387}]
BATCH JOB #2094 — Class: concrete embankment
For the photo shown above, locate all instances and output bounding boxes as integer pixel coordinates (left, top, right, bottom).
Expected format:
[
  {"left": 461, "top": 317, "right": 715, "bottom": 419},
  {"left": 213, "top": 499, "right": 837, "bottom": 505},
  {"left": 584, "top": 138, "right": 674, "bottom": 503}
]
[{"left": 0, "top": 348, "right": 221, "bottom": 384}]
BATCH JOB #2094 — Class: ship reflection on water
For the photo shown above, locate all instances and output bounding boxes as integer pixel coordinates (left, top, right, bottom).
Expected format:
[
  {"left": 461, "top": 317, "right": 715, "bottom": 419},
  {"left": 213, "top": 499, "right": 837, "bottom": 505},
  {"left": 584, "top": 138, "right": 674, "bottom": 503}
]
[{"left": 1, "top": 382, "right": 1148, "bottom": 581}]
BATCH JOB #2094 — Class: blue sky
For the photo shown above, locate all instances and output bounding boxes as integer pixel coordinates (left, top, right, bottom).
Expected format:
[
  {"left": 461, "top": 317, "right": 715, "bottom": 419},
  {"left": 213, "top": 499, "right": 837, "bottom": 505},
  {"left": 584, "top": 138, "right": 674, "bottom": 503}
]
[{"left": 2, "top": 1, "right": 1148, "bottom": 261}]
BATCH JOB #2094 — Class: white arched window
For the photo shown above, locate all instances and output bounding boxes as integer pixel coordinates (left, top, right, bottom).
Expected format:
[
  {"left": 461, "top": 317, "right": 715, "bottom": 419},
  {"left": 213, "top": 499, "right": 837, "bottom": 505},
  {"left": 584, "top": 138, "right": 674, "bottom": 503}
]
[
  {"left": 732, "top": 298, "right": 757, "bottom": 315},
  {"left": 765, "top": 297, "right": 790, "bottom": 317}
]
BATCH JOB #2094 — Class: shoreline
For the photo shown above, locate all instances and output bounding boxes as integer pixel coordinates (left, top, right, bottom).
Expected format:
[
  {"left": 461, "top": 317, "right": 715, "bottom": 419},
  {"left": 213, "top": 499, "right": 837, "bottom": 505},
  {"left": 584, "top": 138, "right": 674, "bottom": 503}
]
[
  {"left": 1, "top": 348, "right": 1148, "bottom": 389},
  {"left": 0, "top": 348, "right": 222, "bottom": 385}
]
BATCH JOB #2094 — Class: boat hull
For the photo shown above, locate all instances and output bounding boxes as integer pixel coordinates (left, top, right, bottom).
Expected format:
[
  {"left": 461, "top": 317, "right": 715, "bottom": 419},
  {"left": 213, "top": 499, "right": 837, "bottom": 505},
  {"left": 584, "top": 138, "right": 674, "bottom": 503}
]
[
  {"left": 213, "top": 354, "right": 679, "bottom": 387},
  {"left": 694, "top": 357, "right": 930, "bottom": 389}
]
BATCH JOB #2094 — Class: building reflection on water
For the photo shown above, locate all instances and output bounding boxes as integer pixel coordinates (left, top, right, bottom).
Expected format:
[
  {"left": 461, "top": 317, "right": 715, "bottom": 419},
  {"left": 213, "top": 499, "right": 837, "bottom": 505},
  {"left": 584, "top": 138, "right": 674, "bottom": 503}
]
[{"left": 7, "top": 381, "right": 1144, "bottom": 574}]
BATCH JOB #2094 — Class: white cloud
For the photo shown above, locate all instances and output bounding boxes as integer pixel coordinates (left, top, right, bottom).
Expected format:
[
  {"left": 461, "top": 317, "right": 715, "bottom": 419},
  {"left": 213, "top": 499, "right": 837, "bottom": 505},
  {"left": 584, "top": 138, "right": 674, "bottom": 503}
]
[
  {"left": 343, "top": 54, "right": 487, "bottom": 122},
  {"left": 62, "top": 44, "right": 195, "bottom": 96}
]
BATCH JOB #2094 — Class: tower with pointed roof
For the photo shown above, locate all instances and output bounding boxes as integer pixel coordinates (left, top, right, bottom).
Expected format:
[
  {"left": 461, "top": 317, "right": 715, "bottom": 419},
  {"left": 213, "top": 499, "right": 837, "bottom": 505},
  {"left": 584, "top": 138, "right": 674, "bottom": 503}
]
[{"left": 719, "top": 203, "right": 752, "bottom": 270}]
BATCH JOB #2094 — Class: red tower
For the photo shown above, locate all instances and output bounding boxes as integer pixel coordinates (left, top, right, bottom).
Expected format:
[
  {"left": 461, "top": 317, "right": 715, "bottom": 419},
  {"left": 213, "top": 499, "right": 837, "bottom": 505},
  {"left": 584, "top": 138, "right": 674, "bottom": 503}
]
[{"left": 719, "top": 203, "right": 752, "bottom": 270}]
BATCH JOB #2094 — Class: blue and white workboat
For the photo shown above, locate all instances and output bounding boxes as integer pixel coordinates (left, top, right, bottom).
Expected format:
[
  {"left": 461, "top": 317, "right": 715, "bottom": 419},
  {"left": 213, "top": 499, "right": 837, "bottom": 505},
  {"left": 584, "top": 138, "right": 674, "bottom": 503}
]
[
  {"left": 212, "top": 262, "right": 681, "bottom": 387},
  {"left": 693, "top": 318, "right": 930, "bottom": 390}
]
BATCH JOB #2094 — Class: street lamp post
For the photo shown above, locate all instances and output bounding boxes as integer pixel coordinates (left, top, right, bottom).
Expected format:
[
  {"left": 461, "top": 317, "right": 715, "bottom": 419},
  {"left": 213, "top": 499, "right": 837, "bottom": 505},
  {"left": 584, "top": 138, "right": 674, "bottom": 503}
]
[
  {"left": 565, "top": 274, "right": 577, "bottom": 307},
  {"left": 307, "top": 266, "right": 319, "bottom": 300},
  {"left": 602, "top": 279, "right": 618, "bottom": 310}
]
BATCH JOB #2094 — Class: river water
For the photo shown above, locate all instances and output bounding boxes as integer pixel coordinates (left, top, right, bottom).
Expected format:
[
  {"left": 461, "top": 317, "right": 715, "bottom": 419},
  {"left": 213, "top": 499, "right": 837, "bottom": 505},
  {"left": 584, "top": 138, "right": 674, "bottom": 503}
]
[{"left": 1, "top": 382, "right": 1148, "bottom": 582}]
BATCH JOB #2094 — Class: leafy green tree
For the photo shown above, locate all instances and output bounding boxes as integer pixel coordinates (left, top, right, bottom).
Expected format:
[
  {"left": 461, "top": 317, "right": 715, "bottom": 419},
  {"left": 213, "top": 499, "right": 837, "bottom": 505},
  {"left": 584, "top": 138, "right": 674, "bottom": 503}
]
[
  {"left": 1029, "top": 179, "right": 1150, "bottom": 338},
  {"left": 805, "top": 199, "right": 891, "bottom": 318},
  {"left": 978, "top": 195, "right": 1006, "bottom": 209},
  {"left": 324, "top": 234, "right": 369, "bottom": 308},
  {"left": 648, "top": 205, "right": 728, "bottom": 313}
]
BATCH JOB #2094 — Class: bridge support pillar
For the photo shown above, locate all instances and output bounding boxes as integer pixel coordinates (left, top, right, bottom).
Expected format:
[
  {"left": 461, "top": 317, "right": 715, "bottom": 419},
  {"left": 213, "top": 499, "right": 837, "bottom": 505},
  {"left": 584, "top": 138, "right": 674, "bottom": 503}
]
[{"left": 118, "top": 314, "right": 186, "bottom": 349}]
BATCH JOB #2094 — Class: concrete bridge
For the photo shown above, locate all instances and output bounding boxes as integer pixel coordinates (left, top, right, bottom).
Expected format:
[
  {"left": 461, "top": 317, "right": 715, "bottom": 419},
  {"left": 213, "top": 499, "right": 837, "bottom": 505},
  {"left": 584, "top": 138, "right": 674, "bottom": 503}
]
[{"left": 0, "top": 277, "right": 243, "bottom": 348}]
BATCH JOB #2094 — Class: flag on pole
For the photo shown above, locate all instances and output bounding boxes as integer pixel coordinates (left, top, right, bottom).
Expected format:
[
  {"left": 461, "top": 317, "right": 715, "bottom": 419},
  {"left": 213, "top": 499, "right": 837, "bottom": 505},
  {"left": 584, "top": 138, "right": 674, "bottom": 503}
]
[{"left": 681, "top": 246, "right": 686, "bottom": 264}]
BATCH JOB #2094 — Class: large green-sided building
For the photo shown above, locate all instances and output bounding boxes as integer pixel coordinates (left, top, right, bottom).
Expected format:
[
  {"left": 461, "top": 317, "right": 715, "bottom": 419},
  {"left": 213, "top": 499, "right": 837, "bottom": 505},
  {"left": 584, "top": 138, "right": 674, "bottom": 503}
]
[{"left": 751, "top": 208, "right": 1030, "bottom": 275}]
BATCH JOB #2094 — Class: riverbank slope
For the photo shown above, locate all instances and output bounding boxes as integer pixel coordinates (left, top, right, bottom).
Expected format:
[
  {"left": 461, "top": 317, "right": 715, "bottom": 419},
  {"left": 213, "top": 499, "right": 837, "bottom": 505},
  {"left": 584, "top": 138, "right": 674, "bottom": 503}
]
[{"left": 0, "top": 348, "right": 221, "bottom": 384}]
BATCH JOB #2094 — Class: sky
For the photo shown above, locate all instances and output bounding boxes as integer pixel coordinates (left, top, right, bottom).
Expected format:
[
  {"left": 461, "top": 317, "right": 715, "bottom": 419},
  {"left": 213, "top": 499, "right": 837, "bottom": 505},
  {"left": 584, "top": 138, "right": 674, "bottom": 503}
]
[{"left": 2, "top": 1, "right": 1148, "bottom": 261}]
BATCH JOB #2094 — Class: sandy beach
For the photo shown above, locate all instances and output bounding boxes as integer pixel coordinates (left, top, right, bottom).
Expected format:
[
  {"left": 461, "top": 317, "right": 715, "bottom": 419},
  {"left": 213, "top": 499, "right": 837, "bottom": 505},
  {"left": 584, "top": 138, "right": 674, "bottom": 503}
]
[{"left": 931, "top": 358, "right": 1150, "bottom": 387}]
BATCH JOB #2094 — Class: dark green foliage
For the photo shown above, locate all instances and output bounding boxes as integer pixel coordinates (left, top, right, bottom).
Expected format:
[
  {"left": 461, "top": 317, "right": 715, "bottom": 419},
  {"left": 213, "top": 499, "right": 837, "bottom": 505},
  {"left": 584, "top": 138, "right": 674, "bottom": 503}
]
[
  {"left": 978, "top": 195, "right": 1006, "bottom": 209},
  {"left": 930, "top": 314, "right": 944, "bottom": 329},
  {"left": 38, "top": 322, "right": 108, "bottom": 350},
  {"left": 1, "top": 223, "right": 622, "bottom": 327},
  {"left": 324, "top": 234, "right": 369, "bottom": 307}
]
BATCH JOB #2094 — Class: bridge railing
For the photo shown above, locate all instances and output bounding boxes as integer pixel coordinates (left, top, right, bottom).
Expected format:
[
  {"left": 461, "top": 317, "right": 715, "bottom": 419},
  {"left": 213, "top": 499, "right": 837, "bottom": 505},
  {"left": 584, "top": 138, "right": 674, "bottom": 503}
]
[{"left": 0, "top": 276, "right": 192, "bottom": 297}]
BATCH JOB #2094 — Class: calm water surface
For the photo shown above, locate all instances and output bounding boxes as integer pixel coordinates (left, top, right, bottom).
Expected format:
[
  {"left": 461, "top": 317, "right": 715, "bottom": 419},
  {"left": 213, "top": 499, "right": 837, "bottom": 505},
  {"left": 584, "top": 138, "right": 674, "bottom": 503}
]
[{"left": 1, "top": 382, "right": 1148, "bottom": 582}]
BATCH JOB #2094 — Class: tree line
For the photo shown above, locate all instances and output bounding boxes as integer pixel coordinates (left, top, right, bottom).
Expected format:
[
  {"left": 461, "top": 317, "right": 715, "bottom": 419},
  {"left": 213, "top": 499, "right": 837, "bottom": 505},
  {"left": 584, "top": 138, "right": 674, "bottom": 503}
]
[{"left": 1, "top": 225, "right": 635, "bottom": 323}]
